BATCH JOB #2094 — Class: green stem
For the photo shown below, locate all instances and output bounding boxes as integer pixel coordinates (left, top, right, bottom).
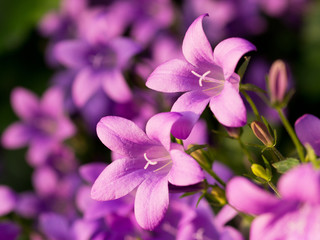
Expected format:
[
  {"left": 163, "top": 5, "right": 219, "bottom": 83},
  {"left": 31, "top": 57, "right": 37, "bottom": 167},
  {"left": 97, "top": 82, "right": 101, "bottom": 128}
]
[
  {"left": 267, "top": 181, "right": 281, "bottom": 198},
  {"left": 238, "top": 138, "right": 255, "bottom": 164},
  {"left": 271, "top": 147, "right": 285, "bottom": 161},
  {"left": 205, "top": 167, "right": 226, "bottom": 188},
  {"left": 241, "top": 90, "right": 261, "bottom": 121},
  {"left": 276, "top": 108, "right": 305, "bottom": 162}
]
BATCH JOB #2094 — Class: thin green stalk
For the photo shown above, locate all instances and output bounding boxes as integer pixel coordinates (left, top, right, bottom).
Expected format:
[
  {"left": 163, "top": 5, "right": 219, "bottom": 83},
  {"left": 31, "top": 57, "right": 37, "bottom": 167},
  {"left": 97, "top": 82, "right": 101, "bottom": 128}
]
[
  {"left": 241, "top": 90, "right": 261, "bottom": 121},
  {"left": 267, "top": 181, "right": 281, "bottom": 198},
  {"left": 271, "top": 147, "right": 285, "bottom": 161},
  {"left": 238, "top": 138, "right": 255, "bottom": 164},
  {"left": 276, "top": 108, "right": 305, "bottom": 162}
]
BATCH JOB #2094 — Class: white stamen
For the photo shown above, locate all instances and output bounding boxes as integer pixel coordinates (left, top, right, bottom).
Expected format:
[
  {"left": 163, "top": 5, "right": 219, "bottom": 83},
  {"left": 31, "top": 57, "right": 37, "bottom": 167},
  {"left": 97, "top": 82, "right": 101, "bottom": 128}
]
[
  {"left": 143, "top": 153, "right": 158, "bottom": 169},
  {"left": 192, "top": 70, "right": 211, "bottom": 86}
]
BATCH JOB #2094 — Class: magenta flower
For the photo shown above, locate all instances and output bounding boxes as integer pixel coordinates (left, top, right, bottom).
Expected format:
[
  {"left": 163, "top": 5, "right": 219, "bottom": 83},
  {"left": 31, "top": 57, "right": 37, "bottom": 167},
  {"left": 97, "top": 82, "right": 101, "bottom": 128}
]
[
  {"left": 1, "top": 87, "right": 75, "bottom": 164},
  {"left": 295, "top": 114, "right": 320, "bottom": 156},
  {"left": 227, "top": 164, "right": 320, "bottom": 240},
  {"left": 147, "top": 14, "right": 256, "bottom": 138},
  {"left": 91, "top": 112, "right": 204, "bottom": 230}
]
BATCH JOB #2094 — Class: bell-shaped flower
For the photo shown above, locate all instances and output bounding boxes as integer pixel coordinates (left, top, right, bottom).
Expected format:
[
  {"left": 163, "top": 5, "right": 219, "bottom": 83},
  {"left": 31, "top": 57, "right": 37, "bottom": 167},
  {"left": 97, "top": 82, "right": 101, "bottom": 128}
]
[
  {"left": 91, "top": 112, "right": 204, "bottom": 230},
  {"left": 147, "top": 14, "right": 256, "bottom": 139}
]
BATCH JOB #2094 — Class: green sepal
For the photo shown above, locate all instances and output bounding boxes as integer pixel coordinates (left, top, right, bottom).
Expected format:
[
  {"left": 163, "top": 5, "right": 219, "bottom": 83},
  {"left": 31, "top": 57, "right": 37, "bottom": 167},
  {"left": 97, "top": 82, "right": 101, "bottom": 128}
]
[{"left": 272, "top": 158, "right": 300, "bottom": 173}]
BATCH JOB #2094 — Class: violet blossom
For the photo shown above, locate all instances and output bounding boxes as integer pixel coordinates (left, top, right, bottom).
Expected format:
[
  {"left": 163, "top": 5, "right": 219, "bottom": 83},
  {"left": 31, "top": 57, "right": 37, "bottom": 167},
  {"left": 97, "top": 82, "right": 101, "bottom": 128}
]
[
  {"left": 146, "top": 14, "right": 256, "bottom": 139},
  {"left": 1, "top": 87, "right": 75, "bottom": 164},
  {"left": 227, "top": 163, "right": 320, "bottom": 239},
  {"left": 91, "top": 112, "right": 204, "bottom": 230}
]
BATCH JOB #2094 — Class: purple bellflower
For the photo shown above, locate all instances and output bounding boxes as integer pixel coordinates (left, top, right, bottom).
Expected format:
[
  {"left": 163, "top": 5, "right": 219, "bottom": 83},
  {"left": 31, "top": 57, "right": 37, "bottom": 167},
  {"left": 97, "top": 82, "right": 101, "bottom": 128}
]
[
  {"left": 1, "top": 87, "right": 75, "bottom": 164},
  {"left": 146, "top": 14, "right": 256, "bottom": 139},
  {"left": 91, "top": 112, "right": 204, "bottom": 230},
  {"left": 295, "top": 114, "right": 320, "bottom": 156},
  {"left": 227, "top": 164, "right": 320, "bottom": 240}
]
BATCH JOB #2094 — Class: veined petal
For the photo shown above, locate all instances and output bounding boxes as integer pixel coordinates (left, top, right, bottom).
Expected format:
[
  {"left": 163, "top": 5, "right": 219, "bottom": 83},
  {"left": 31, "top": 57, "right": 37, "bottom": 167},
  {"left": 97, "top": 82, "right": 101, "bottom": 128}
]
[
  {"left": 1, "top": 122, "right": 31, "bottom": 148},
  {"left": 146, "top": 59, "right": 200, "bottom": 92},
  {"left": 213, "top": 37, "right": 256, "bottom": 81},
  {"left": 209, "top": 81, "right": 246, "bottom": 127},
  {"left": 146, "top": 112, "right": 182, "bottom": 150},
  {"left": 72, "top": 68, "right": 102, "bottom": 107},
  {"left": 171, "top": 90, "right": 210, "bottom": 139},
  {"left": 91, "top": 157, "right": 147, "bottom": 201},
  {"left": 134, "top": 173, "right": 169, "bottom": 230},
  {"left": 11, "top": 87, "right": 39, "bottom": 120},
  {"left": 182, "top": 14, "right": 214, "bottom": 67},
  {"left": 101, "top": 69, "right": 132, "bottom": 103},
  {"left": 168, "top": 149, "right": 204, "bottom": 186},
  {"left": 53, "top": 40, "right": 89, "bottom": 69},
  {"left": 226, "top": 177, "right": 279, "bottom": 215},
  {"left": 96, "top": 116, "right": 154, "bottom": 157},
  {"left": 295, "top": 114, "right": 320, "bottom": 156}
]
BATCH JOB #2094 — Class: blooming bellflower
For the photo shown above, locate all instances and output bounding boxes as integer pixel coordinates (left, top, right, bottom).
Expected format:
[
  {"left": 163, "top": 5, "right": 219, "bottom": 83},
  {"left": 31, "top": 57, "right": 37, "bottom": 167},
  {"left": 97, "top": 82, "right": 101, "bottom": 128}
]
[
  {"left": 91, "top": 112, "right": 204, "bottom": 230},
  {"left": 146, "top": 14, "right": 256, "bottom": 139},
  {"left": 227, "top": 164, "right": 320, "bottom": 240}
]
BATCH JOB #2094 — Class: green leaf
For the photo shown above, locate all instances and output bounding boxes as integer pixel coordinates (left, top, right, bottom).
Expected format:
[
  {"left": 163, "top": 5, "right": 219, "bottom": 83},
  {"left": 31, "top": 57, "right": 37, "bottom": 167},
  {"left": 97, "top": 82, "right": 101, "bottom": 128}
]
[
  {"left": 237, "top": 56, "right": 251, "bottom": 81},
  {"left": 272, "top": 158, "right": 300, "bottom": 173},
  {"left": 185, "top": 144, "right": 208, "bottom": 154},
  {"left": 240, "top": 83, "right": 267, "bottom": 94},
  {"left": 179, "top": 192, "right": 198, "bottom": 198}
]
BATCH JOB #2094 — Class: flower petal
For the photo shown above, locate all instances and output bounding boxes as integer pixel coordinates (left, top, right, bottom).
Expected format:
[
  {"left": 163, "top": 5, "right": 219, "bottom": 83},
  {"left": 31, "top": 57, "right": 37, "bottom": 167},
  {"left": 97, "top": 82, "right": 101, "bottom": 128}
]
[
  {"left": 182, "top": 14, "right": 214, "bottom": 67},
  {"left": 278, "top": 164, "right": 320, "bottom": 204},
  {"left": 1, "top": 123, "right": 31, "bottom": 148},
  {"left": 146, "top": 112, "right": 182, "bottom": 150},
  {"left": 226, "top": 177, "right": 279, "bottom": 215},
  {"left": 295, "top": 114, "right": 320, "bottom": 156},
  {"left": 134, "top": 173, "right": 169, "bottom": 230},
  {"left": 11, "top": 87, "right": 39, "bottom": 120},
  {"left": 101, "top": 69, "right": 132, "bottom": 103},
  {"left": 91, "top": 157, "right": 147, "bottom": 201},
  {"left": 209, "top": 81, "right": 246, "bottom": 127},
  {"left": 168, "top": 149, "right": 204, "bottom": 186},
  {"left": 146, "top": 59, "right": 200, "bottom": 92},
  {"left": 41, "top": 87, "right": 64, "bottom": 116},
  {"left": 96, "top": 116, "right": 154, "bottom": 157},
  {"left": 53, "top": 40, "right": 89, "bottom": 69},
  {"left": 171, "top": 90, "right": 210, "bottom": 139},
  {"left": 213, "top": 37, "right": 256, "bottom": 80},
  {"left": 0, "top": 186, "right": 17, "bottom": 216},
  {"left": 79, "top": 163, "right": 107, "bottom": 184}
]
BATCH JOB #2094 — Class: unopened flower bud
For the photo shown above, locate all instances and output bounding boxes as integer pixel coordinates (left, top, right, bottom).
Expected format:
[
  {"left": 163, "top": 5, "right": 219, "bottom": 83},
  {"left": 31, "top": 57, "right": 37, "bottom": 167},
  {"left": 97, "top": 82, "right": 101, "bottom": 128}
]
[
  {"left": 189, "top": 144, "right": 206, "bottom": 165},
  {"left": 268, "top": 59, "right": 288, "bottom": 104},
  {"left": 251, "top": 121, "right": 274, "bottom": 147},
  {"left": 251, "top": 163, "right": 272, "bottom": 182},
  {"left": 210, "top": 185, "right": 227, "bottom": 205},
  {"left": 225, "top": 127, "right": 241, "bottom": 139}
]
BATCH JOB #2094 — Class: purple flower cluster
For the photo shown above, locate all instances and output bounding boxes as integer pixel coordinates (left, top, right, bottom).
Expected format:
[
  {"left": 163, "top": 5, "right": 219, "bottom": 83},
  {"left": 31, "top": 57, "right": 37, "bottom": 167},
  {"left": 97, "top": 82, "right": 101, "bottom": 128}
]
[{"left": 0, "top": 0, "right": 316, "bottom": 239}]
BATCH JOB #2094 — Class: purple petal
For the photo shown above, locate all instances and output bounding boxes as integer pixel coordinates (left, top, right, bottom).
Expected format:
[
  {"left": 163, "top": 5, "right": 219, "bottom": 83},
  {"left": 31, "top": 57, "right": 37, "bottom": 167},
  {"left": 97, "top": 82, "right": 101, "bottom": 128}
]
[
  {"left": 40, "top": 87, "right": 64, "bottom": 116},
  {"left": 134, "top": 173, "right": 169, "bottom": 230},
  {"left": 278, "top": 164, "right": 320, "bottom": 204},
  {"left": 213, "top": 37, "right": 256, "bottom": 80},
  {"left": 0, "top": 221, "right": 21, "bottom": 240},
  {"left": 91, "top": 157, "right": 147, "bottom": 201},
  {"left": 26, "top": 138, "right": 54, "bottom": 165},
  {"left": 215, "top": 205, "right": 238, "bottom": 228},
  {"left": 101, "top": 69, "right": 132, "bottom": 103},
  {"left": 295, "top": 114, "right": 320, "bottom": 156},
  {"left": 32, "top": 166, "right": 58, "bottom": 197},
  {"left": 96, "top": 116, "right": 154, "bottom": 157},
  {"left": 168, "top": 149, "right": 204, "bottom": 186},
  {"left": 79, "top": 163, "right": 107, "bottom": 184},
  {"left": 146, "top": 59, "right": 201, "bottom": 92},
  {"left": 11, "top": 87, "right": 39, "bottom": 120},
  {"left": 53, "top": 40, "right": 89, "bottom": 69},
  {"left": 226, "top": 177, "right": 279, "bottom": 215},
  {"left": 72, "top": 68, "right": 102, "bottom": 107},
  {"left": 1, "top": 123, "right": 31, "bottom": 149},
  {"left": 0, "top": 186, "right": 17, "bottom": 216},
  {"left": 183, "top": 119, "right": 208, "bottom": 148},
  {"left": 171, "top": 90, "right": 210, "bottom": 139},
  {"left": 55, "top": 117, "right": 76, "bottom": 140},
  {"left": 182, "top": 14, "right": 214, "bottom": 67},
  {"left": 39, "top": 213, "right": 71, "bottom": 239},
  {"left": 15, "top": 192, "right": 40, "bottom": 218},
  {"left": 146, "top": 112, "right": 182, "bottom": 150},
  {"left": 209, "top": 81, "right": 246, "bottom": 127},
  {"left": 71, "top": 219, "right": 100, "bottom": 240}
]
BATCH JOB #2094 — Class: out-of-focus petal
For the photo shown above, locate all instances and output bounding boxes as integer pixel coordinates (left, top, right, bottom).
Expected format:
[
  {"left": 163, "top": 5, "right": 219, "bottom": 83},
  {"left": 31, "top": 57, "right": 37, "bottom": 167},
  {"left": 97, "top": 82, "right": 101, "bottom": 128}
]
[
  {"left": 146, "top": 59, "right": 200, "bottom": 92},
  {"left": 11, "top": 87, "right": 39, "bottom": 120},
  {"left": 91, "top": 157, "right": 147, "bottom": 201},
  {"left": 209, "top": 81, "right": 246, "bottom": 127},
  {"left": 0, "top": 221, "right": 21, "bottom": 240},
  {"left": 168, "top": 149, "right": 204, "bottom": 186},
  {"left": 1, "top": 123, "right": 31, "bottom": 148},
  {"left": 182, "top": 14, "right": 214, "bottom": 67},
  {"left": 278, "top": 164, "right": 320, "bottom": 204},
  {"left": 226, "top": 177, "right": 279, "bottom": 215},
  {"left": 53, "top": 40, "right": 89, "bottom": 69},
  {"left": 0, "top": 186, "right": 17, "bottom": 216},
  {"left": 79, "top": 163, "right": 107, "bottom": 184},
  {"left": 26, "top": 138, "right": 54, "bottom": 165},
  {"left": 96, "top": 116, "right": 154, "bottom": 157},
  {"left": 41, "top": 87, "right": 64, "bottom": 116},
  {"left": 146, "top": 112, "right": 181, "bottom": 150},
  {"left": 295, "top": 114, "right": 320, "bottom": 156},
  {"left": 171, "top": 90, "right": 210, "bottom": 139},
  {"left": 134, "top": 173, "right": 169, "bottom": 230},
  {"left": 101, "top": 69, "right": 132, "bottom": 103},
  {"left": 213, "top": 37, "right": 256, "bottom": 81},
  {"left": 32, "top": 167, "right": 58, "bottom": 197},
  {"left": 55, "top": 117, "right": 76, "bottom": 140},
  {"left": 39, "top": 213, "right": 71, "bottom": 240}
]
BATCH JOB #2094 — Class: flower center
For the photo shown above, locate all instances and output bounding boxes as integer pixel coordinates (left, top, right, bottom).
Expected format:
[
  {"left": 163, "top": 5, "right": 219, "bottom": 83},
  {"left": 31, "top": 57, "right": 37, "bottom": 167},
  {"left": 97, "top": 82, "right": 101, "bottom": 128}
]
[
  {"left": 143, "top": 153, "right": 172, "bottom": 172},
  {"left": 191, "top": 70, "right": 224, "bottom": 86}
]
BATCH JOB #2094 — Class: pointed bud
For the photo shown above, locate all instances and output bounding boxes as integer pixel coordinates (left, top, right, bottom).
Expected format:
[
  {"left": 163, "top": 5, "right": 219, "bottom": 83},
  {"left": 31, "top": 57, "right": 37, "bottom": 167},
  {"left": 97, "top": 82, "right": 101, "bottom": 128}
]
[
  {"left": 251, "top": 121, "right": 274, "bottom": 147},
  {"left": 225, "top": 127, "right": 241, "bottom": 139},
  {"left": 251, "top": 163, "right": 272, "bottom": 182},
  {"left": 268, "top": 59, "right": 288, "bottom": 104}
]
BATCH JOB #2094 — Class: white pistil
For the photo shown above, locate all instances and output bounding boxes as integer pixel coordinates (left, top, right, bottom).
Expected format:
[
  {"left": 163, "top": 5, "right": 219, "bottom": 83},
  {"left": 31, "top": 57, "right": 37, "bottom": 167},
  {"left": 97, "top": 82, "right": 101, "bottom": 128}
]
[
  {"left": 143, "top": 153, "right": 158, "bottom": 169},
  {"left": 191, "top": 70, "right": 224, "bottom": 86}
]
